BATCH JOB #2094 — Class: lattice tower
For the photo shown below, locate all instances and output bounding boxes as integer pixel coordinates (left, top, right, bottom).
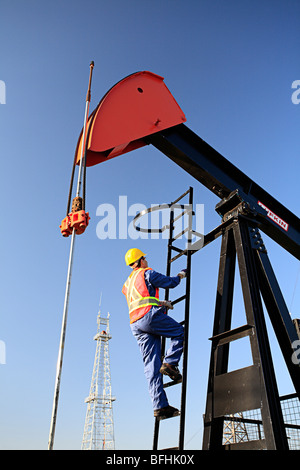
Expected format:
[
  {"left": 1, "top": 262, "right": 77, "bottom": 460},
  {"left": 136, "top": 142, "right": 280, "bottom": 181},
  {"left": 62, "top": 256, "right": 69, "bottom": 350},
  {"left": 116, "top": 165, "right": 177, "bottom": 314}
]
[
  {"left": 223, "top": 412, "right": 250, "bottom": 445},
  {"left": 82, "top": 309, "right": 115, "bottom": 450}
]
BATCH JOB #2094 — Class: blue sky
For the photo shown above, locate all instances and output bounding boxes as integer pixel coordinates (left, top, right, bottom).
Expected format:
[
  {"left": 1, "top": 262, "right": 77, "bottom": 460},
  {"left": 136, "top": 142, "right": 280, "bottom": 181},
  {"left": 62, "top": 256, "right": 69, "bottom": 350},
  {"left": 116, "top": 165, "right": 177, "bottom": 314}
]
[{"left": 1, "top": 0, "right": 299, "bottom": 450}]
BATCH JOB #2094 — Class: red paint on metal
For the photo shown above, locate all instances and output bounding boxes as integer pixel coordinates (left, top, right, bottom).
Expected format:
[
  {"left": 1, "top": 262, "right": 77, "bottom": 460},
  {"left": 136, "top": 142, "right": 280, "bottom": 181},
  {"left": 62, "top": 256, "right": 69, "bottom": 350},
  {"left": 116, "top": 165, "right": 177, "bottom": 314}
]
[{"left": 75, "top": 71, "right": 186, "bottom": 167}]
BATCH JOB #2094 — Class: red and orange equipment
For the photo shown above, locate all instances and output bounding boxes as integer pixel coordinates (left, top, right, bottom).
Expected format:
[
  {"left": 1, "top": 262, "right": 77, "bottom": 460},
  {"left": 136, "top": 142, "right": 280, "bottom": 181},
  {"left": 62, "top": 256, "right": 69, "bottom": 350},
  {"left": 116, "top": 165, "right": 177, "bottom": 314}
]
[{"left": 60, "top": 197, "right": 90, "bottom": 237}]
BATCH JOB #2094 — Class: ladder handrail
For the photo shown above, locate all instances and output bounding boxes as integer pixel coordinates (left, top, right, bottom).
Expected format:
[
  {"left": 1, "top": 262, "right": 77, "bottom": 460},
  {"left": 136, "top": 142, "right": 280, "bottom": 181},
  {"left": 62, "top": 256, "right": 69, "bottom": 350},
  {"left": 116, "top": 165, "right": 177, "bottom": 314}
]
[{"left": 152, "top": 188, "right": 193, "bottom": 451}]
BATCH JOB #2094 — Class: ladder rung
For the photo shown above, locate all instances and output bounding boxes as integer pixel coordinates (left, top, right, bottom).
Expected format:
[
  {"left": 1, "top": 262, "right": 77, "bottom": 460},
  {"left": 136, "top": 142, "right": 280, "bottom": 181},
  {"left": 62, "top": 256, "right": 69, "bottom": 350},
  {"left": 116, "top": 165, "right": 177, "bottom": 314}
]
[
  {"left": 170, "top": 245, "right": 183, "bottom": 253},
  {"left": 172, "top": 227, "right": 190, "bottom": 241},
  {"left": 156, "top": 413, "right": 180, "bottom": 421},
  {"left": 170, "top": 249, "right": 188, "bottom": 263},
  {"left": 172, "top": 208, "right": 193, "bottom": 225},
  {"left": 172, "top": 294, "right": 187, "bottom": 306},
  {"left": 163, "top": 377, "right": 182, "bottom": 389}
]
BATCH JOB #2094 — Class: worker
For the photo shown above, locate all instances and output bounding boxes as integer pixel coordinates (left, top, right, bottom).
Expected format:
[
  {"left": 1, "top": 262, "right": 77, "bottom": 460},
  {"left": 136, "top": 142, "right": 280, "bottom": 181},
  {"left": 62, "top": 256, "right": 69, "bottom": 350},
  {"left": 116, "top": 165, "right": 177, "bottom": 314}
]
[{"left": 122, "top": 248, "right": 186, "bottom": 420}]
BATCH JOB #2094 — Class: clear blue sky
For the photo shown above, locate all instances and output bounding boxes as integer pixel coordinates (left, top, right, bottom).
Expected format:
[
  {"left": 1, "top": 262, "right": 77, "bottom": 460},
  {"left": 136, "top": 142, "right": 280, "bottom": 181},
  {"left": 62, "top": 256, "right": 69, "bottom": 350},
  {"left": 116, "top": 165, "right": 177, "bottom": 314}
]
[{"left": 1, "top": 0, "right": 299, "bottom": 450}]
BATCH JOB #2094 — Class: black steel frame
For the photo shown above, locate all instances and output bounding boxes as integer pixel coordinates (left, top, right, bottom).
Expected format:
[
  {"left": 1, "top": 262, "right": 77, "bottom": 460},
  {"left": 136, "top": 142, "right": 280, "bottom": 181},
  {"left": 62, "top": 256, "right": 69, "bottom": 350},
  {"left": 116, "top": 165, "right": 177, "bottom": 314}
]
[
  {"left": 133, "top": 186, "right": 300, "bottom": 450},
  {"left": 202, "top": 209, "right": 300, "bottom": 450},
  {"left": 147, "top": 124, "right": 300, "bottom": 449}
]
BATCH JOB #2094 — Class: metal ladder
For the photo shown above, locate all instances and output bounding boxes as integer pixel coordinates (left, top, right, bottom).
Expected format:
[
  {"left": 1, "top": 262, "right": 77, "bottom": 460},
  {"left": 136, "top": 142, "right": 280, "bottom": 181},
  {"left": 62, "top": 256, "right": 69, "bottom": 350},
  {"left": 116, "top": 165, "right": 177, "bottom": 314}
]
[{"left": 152, "top": 187, "right": 195, "bottom": 450}]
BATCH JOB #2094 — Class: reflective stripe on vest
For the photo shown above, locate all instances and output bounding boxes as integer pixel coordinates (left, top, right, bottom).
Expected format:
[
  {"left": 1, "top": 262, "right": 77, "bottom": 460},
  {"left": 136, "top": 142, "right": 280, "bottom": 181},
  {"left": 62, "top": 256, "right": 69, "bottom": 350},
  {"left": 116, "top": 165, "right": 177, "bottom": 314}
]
[{"left": 122, "top": 267, "right": 159, "bottom": 323}]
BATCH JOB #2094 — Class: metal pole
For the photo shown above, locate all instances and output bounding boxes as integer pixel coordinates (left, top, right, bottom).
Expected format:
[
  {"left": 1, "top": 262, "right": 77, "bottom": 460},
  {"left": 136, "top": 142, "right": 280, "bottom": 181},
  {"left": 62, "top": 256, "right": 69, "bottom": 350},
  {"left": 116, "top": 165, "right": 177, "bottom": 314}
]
[
  {"left": 76, "top": 61, "right": 94, "bottom": 198},
  {"left": 48, "top": 62, "right": 94, "bottom": 450},
  {"left": 48, "top": 228, "right": 76, "bottom": 450}
]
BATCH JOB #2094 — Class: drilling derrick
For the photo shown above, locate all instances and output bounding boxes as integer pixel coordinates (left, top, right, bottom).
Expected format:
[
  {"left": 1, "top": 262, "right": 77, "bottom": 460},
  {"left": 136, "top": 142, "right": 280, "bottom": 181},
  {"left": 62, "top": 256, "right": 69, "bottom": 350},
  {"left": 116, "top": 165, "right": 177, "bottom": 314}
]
[
  {"left": 223, "top": 413, "right": 250, "bottom": 445},
  {"left": 82, "top": 309, "right": 115, "bottom": 450}
]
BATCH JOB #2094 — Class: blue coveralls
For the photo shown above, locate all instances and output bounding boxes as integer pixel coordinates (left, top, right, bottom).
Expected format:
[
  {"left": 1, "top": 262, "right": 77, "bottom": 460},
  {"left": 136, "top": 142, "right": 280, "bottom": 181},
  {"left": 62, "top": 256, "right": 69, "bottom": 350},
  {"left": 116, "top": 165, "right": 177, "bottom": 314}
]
[{"left": 130, "top": 269, "right": 184, "bottom": 411}]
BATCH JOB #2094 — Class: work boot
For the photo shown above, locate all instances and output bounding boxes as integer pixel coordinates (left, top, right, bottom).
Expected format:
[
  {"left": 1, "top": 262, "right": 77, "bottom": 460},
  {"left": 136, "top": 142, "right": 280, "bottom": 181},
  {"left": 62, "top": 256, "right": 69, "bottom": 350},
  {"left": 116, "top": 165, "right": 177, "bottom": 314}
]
[
  {"left": 160, "top": 363, "right": 182, "bottom": 381},
  {"left": 154, "top": 405, "right": 180, "bottom": 420}
]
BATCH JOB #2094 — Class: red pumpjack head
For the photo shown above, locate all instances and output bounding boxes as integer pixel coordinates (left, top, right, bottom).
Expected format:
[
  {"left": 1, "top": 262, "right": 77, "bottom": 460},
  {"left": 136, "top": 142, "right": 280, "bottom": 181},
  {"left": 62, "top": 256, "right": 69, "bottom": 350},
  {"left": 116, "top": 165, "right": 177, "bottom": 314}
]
[
  {"left": 74, "top": 71, "right": 186, "bottom": 167},
  {"left": 61, "top": 71, "right": 185, "bottom": 237}
]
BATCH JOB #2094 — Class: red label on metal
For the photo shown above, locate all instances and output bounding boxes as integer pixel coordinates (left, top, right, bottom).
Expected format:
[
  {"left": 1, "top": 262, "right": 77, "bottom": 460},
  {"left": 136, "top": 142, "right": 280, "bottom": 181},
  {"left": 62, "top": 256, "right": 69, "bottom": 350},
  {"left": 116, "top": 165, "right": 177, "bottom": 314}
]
[{"left": 258, "top": 201, "right": 289, "bottom": 231}]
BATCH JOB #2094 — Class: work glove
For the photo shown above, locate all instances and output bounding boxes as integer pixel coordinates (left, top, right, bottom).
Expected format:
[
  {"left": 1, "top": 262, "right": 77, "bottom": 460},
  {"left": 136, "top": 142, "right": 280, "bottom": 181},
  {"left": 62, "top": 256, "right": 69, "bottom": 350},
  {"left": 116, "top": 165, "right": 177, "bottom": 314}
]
[
  {"left": 159, "top": 300, "right": 174, "bottom": 310},
  {"left": 177, "top": 269, "right": 187, "bottom": 279}
]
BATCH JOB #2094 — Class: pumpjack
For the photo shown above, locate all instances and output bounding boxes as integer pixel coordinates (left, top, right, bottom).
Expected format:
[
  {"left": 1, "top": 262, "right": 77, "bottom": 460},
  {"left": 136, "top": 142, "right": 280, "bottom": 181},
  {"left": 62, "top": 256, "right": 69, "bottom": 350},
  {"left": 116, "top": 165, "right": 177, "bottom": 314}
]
[{"left": 67, "top": 71, "right": 300, "bottom": 450}]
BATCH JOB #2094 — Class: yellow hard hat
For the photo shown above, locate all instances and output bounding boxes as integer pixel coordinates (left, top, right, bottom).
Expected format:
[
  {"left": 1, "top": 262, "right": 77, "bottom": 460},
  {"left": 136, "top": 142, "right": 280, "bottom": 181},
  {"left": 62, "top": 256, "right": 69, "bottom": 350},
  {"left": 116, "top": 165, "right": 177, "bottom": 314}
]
[{"left": 125, "top": 248, "right": 146, "bottom": 266}]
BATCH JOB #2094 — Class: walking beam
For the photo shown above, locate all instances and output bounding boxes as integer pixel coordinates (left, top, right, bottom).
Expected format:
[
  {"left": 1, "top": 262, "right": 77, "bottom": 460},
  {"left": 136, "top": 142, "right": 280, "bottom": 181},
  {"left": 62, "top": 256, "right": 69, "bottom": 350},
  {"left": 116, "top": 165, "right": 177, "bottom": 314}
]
[{"left": 74, "top": 71, "right": 300, "bottom": 260}]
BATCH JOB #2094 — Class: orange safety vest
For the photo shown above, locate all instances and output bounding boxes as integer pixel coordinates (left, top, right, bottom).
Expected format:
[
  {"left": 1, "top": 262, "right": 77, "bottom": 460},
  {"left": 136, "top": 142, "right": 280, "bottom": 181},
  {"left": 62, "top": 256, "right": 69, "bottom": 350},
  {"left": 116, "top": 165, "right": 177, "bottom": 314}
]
[{"left": 122, "top": 267, "right": 160, "bottom": 324}]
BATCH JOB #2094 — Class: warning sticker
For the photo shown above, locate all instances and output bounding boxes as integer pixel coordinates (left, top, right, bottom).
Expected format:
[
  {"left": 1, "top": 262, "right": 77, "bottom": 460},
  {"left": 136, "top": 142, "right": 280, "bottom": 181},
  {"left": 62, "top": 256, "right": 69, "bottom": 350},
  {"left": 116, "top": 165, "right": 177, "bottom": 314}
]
[{"left": 258, "top": 201, "right": 289, "bottom": 232}]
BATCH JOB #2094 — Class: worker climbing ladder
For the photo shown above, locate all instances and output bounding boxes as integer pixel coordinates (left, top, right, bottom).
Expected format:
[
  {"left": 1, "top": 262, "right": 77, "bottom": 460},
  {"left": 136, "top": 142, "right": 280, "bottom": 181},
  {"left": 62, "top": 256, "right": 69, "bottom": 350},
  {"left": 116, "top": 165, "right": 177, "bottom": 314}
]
[
  {"left": 134, "top": 187, "right": 200, "bottom": 450},
  {"left": 154, "top": 187, "right": 193, "bottom": 451}
]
